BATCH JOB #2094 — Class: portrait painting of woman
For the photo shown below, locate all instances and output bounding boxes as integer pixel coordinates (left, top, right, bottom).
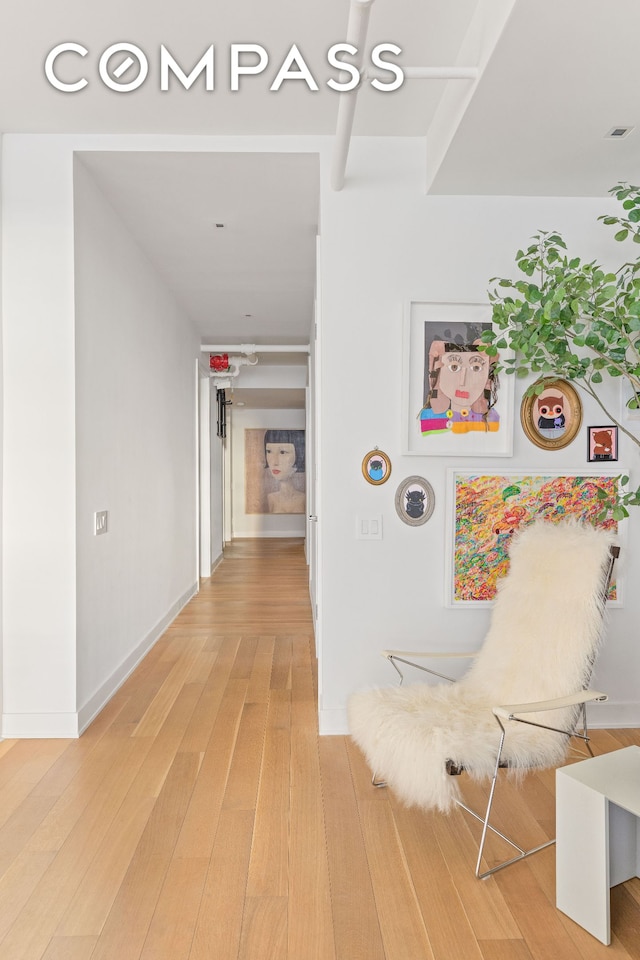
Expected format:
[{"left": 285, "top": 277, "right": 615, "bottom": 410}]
[
  {"left": 245, "top": 428, "right": 306, "bottom": 515},
  {"left": 418, "top": 339, "right": 500, "bottom": 437},
  {"left": 404, "top": 304, "right": 513, "bottom": 457}
]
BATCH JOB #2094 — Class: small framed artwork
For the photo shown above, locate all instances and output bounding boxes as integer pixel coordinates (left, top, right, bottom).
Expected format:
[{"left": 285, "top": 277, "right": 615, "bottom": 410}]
[
  {"left": 395, "top": 476, "right": 436, "bottom": 526},
  {"left": 520, "top": 378, "right": 582, "bottom": 450},
  {"left": 362, "top": 449, "right": 392, "bottom": 485},
  {"left": 402, "top": 300, "right": 515, "bottom": 457},
  {"left": 587, "top": 425, "right": 618, "bottom": 462}
]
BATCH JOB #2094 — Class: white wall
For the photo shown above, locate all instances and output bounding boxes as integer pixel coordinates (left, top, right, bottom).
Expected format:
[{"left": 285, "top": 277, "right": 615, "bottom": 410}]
[
  {"left": 2, "top": 137, "right": 78, "bottom": 735},
  {"left": 73, "top": 158, "right": 200, "bottom": 730},
  {"left": 230, "top": 407, "right": 307, "bottom": 538},
  {"left": 2, "top": 131, "right": 639, "bottom": 740},
  {"left": 317, "top": 137, "right": 640, "bottom": 733},
  {"left": 0, "top": 143, "right": 3, "bottom": 727}
]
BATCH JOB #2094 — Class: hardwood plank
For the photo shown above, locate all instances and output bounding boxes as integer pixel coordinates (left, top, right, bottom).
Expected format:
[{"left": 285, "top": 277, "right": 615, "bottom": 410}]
[
  {"left": 288, "top": 716, "right": 336, "bottom": 960},
  {"left": 0, "top": 740, "right": 70, "bottom": 792},
  {"left": 84, "top": 751, "right": 202, "bottom": 960},
  {"left": 0, "top": 739, "right": 159, "bottom": 960},
  {"left": 177, "top": 635, "right": 242, "bottom": 755},
  {"left": 429, "top": 808, "right": 522, "bottom": 941},
  {"left": 189, "top": 809, "right": 255, "bottom": 960},
  {"left": 0, "top": 795, "right": 58, "bottom": 879},
  {"left": 0, "top": 740, "right": 18, "bottom": 763},
  {"left": 344, "top": 738, "right": 390, "bottom": 803},
  {"left": 626, "top": 876, "right": 640, "bottom": 908},
  {"left": 0, "top": 851, "right": 57, "bottom": 943},
  {"left": 319, "top": 737, "right": 386, "bottom": 960},
  {"left": 0, "top": 741, "right": 70, "bottom": 829},
  {"left": 157, "top": 682, "right": 205, "bottom": 740},
  {"left": 324, "top": 794, "right": 388, "bottom": 960},
  {"left": 390, "top": 801, "right": 485, "bottom": 960},
  {"left": 26, "top": 736, "right": 153, "bottom": 853},
  {"left": 111, "top": 657, "right": 180, "bottom": 730},
  {"left": 246, "top": 690, "right": 291, "bottom": 898},
  {"left": 139, "top": 858, "right": 209, "bottom": 960},
  {"left": 608, "top": 729, "right": 640, "bottom": 749},
  {"left": 54, "top": 796, "right": 155, "bottom": 936},
  {"left": 173, "top": 679, "right": 247, "bottom": 859},
  {"left": 245, "top": 636, "right": 276, "bottom": 704},
  {"left": 25, "top": 737, "right": 123, "bottom": 851},
  {"left": 239, "top": 897, "right": 287, "bottom": 960},
  {"left": 358, "top": 800, "right": 435, "bottom": 960},
  {"left": 184, "top": 649, "right": 217, "bottom": 685},
  {"left": 82, "top": 855, "right": 169, "bottom": 960},
  {"left": 478, "top": 940, "right": 535, "bottom": 960},
  {"left": 492, "top": 862, "right": 585, "bottom": 960},
  {"left": 230, "top": 636, "right": 260, "bottom": 680},
  {"left": 221, "top": 701, "right": 268, "bottom": 811},
  {"left": 40, "top": 937, "right": 98, "bottom": 960},
  {"left": 610, "top": 885, "right": 640, "bottom": 960},
  {"left": 270, "top": 636, "right": 293, "bottom": 691},
  {"left": 133, "top": 641, "right": 205, "bottom": 738},
  {"left": 134, "top": 751, "right": 201, "bottom": 861}
]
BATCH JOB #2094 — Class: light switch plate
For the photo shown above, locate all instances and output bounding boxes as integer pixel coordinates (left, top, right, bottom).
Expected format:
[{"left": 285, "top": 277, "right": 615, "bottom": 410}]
[{"left": 356, "top": 515, "right": 383, "bottom": 540}]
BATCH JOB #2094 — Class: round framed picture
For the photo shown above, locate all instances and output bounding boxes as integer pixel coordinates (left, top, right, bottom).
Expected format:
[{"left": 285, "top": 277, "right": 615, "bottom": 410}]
[
  {"left": 395, "top": 476, "right": 436, "bottom": 526},
  {"left": 520, "top": 378, "right": 583, "bottom": 450},
  {"left": 362, "top": 449, "right": 392, "bottom": 485}
]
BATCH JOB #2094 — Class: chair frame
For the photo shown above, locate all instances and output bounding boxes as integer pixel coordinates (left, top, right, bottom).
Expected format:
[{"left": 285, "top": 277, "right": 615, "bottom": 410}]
[{"left": 377, "top": 544, "right": 620, "bottom": 880}]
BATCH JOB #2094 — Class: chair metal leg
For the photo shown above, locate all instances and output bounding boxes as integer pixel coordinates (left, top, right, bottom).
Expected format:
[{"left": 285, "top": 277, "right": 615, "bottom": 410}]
[
  {"left": 371, "top": 711, "right": 589, "bottom": 879},
  {"left": 456, "top": 719, "right": 555, "bottom": 879}
]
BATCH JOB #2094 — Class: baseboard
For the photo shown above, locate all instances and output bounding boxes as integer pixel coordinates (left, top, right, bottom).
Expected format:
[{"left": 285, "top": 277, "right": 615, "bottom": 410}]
[
  {"left": 210, "top": 552, "right": 224, "bottom": 575},
  {"left": 2, "top": 712, "right": 80, "bottom": 739},
  {"left": 319, "top": 702, "right": 640, "bottom": 737},
  {"left": 587, "top": 700, "right": 640, "bottom": 728},
  {"left": 319, "top": 707, "right": 349, "bottom": 735},
  {"left": 76, "top": 580, "right": 199, "bottom": 736},
  {"left": 232, "top": 530, "right": 305, "bottom": 539}
]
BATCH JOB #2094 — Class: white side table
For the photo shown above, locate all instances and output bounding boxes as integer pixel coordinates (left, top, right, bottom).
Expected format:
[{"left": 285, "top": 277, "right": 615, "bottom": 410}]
[{"left": 556, "top": 745, "right": 640, "bottom": 945}]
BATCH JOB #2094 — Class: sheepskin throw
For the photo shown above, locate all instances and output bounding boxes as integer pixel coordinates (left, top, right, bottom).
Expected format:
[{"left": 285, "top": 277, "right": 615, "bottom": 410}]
[{"left": 348, "top": 520, "right": 616, "bottom": 812}]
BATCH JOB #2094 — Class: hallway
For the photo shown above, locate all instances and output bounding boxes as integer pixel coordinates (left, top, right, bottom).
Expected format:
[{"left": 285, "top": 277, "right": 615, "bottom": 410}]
[{"left": 0, "top": 539, "right": 639, "bottom": 960}]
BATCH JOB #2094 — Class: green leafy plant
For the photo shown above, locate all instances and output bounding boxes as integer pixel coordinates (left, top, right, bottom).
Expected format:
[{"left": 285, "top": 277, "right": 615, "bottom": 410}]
[{"left": 482, "top": 182, "right": 640, "bottom": 520}]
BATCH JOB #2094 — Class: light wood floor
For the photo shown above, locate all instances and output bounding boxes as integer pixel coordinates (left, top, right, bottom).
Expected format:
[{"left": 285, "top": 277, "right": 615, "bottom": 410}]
[{"left": 0, "top": 538, "right": 639, "bottom": 960}]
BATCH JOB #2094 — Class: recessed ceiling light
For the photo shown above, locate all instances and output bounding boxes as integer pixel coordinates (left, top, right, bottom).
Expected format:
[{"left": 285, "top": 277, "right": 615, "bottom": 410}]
[
  {"left": 235, "top": 401, "right": 246, "bottom": 407},
  {"left": 605, "top": 126, "right": 633, "bottom": 139}
]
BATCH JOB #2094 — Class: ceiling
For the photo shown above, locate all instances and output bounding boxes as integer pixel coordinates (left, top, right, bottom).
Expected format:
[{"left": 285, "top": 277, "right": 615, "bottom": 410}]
[
  {"left": 3, "top": 0, "right": 640, "bottom": 407},
  {"left": 76, "top": 150, "right": 321, "bottom": 347}
]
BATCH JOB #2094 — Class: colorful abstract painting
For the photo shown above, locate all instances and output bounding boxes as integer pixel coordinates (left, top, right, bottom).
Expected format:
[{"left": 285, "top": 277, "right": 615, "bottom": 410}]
[
  {"left": 403, "top": 302, "right": 514, "bottom": 457},
  {"left": 452, "top": 473, "right": 619, "bottom": 603}
]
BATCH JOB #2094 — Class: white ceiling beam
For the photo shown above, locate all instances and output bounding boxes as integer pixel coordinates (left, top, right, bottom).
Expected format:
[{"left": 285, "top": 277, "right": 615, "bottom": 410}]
[
  {"left": 365, "top": 66, "right": 478, "bottom": 81},
  {"left": 331, "top": 2, "right": 478, "bottom": 191},
  {"left": 330, "top": 0, "right": 376, "bottom": 192},
  {"left": 201, "top": 343, "right": 310, "bottom": 353}
]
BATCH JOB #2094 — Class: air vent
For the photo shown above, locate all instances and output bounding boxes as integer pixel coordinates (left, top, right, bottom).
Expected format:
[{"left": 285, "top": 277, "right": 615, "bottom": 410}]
[{"left": 605, "top": 126, "right": 633, "bottom": 139}]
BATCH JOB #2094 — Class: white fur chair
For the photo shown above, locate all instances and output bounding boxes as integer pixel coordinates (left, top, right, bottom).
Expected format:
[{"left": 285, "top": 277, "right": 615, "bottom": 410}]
[{"left": 348, "top": 519, "right": 619, "bottom": 878}]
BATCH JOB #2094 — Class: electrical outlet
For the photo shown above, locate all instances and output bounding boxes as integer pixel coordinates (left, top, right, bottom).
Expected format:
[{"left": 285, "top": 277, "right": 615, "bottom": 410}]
[{"left": 94, "top": 510, "right": 108, "bottom": 536}]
